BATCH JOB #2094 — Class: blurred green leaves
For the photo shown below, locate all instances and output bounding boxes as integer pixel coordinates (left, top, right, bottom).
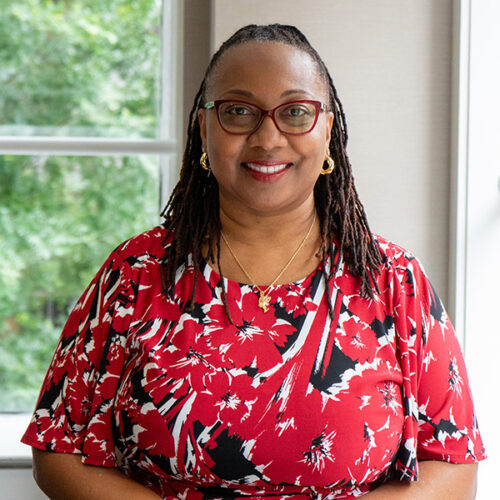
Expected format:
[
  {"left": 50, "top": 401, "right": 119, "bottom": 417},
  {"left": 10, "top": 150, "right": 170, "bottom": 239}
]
[
  {"left": 0, "top": 154, "right": 160, "bottom": 412},
  {"left": 0, "top": 0, "right": 163, "bottom": 412},
  {"left": 0, "top": 0, "right": 162, "bottom": 137}
]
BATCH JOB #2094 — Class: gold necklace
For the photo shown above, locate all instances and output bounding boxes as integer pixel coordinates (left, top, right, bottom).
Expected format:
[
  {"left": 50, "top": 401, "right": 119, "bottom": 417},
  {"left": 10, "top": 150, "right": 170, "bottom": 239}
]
[{"left": 220, "top": 211, "right": 316, "bottom": 312}]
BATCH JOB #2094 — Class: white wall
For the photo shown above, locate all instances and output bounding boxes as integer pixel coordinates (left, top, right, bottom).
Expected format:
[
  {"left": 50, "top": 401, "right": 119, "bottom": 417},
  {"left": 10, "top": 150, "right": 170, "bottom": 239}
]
[{"left": 212, "top": 0, "right": 453, "bottom": 303}]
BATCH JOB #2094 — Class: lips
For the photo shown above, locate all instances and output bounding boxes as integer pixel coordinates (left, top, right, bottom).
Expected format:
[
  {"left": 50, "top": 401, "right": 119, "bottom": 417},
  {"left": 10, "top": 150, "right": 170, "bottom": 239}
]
[
  {"left": 244, "top": 162, "right": 290, "bottom": 174},
  {"left": 241, "top": 161, "right": 292, "bottom": 182},
  {"left": 242, "top": 161, "right": 292, "bottom": 173}
]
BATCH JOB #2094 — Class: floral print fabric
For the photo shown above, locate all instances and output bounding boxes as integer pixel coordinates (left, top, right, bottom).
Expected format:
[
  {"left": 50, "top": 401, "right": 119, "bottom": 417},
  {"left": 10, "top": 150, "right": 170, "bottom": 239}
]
[{"left": 22, "top": 226, "right": 486, "bottom": 498}]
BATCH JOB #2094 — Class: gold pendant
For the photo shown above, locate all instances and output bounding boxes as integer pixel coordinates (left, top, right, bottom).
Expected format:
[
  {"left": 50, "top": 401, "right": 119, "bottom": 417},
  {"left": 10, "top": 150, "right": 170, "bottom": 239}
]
[{"left": 258, "top": 291, "right": 271, "bottom": 312}]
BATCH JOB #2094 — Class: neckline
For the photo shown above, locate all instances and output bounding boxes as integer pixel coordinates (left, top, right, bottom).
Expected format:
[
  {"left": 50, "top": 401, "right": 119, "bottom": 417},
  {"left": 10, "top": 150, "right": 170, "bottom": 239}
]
[{"left": 201, "top": 257, "right": 323, "bottom": 290}]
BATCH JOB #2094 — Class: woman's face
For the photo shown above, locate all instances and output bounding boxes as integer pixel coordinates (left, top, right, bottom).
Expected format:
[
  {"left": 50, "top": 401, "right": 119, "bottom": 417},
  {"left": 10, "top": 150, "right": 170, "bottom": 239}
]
[{"left": 199, "top": 41, "right": 333, "bottom": 218}]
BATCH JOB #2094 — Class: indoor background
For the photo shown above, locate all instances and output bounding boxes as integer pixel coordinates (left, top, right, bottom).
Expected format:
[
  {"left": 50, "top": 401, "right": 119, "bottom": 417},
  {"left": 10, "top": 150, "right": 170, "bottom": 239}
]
[{"left": 0, "top": 1, "right": 497, "bottom": 498}]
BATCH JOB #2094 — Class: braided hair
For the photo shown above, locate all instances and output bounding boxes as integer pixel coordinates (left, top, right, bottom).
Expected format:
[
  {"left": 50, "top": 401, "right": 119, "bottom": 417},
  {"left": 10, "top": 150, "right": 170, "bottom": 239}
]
[{"left": 160, "top": 24, "right": 383, "bottom": 322}]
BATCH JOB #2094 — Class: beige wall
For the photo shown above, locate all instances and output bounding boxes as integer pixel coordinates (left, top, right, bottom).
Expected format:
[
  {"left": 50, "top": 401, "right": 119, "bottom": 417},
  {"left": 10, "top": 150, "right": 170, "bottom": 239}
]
[
  {"left": 186, "top": 0, "right": 453, "bottom": 301},
  {"left": 183, "top": 0, "right": 212, "bottom": 146}
]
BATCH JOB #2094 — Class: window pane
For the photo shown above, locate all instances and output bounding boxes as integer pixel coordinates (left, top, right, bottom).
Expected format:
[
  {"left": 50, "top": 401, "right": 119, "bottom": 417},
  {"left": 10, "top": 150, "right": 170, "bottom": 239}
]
[
  {"left": 0, "top": 0, "right": 162, "bottom": 138},
  {"left": 0, "top": 155, "right": 160, "bottom": 412}
]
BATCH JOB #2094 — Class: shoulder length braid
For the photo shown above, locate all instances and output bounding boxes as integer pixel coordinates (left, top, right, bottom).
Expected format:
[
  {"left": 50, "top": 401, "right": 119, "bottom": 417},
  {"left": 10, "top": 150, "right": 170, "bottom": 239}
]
[{"left": 160, "top": 24, "right": 383, "bottom": 323}]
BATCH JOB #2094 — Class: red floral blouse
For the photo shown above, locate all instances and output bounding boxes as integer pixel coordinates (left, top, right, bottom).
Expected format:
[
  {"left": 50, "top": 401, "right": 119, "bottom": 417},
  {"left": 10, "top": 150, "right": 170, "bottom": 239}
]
[{"left": 22, "top": 226, "right": 486, "bottom": 498}]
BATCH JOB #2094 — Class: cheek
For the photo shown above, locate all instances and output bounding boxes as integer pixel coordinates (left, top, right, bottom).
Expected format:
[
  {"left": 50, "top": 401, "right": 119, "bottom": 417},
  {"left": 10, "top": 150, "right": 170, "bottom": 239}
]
[
  {"left": 293, "top": 135, "right": 327, "bottom": 169},
  {"left": 206, "top": 127, "right": 242, "bottom": 162}
]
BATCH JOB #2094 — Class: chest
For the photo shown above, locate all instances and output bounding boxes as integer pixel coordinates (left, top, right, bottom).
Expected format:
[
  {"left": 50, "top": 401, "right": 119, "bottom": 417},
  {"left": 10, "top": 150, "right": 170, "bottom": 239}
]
[{"left": 111, "top": 270, "right": 404, "bottom": 491}]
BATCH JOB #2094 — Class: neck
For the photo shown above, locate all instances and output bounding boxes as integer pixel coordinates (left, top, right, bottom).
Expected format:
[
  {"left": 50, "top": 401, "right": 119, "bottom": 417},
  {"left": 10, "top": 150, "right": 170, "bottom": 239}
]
[
  {"left": 219, "top": 196, "right": 318, "bottom": 248},
  {"left": 210, "top": 196, "right": 322, "bottom": 287}
]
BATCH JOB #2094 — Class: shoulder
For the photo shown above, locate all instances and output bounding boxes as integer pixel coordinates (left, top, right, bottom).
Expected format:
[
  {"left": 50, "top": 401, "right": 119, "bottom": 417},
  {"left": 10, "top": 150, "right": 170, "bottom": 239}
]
[
  {"left": 372, "top": 234, "right": 428, "bottom": 282},
  {"left": 111, "top": 224, "right": 171, "bottom": 266},
  {"left": 79, "top": 224, "right": 171, "bottom": 288},
  {"left": 368, "top": 235, "right": 436, "bottom": 311},
  {"left": 87, "top": 225, "right": 174, "bottom": 304},
  {"left": 373, "top": 234, "right": 416, "bottom": 267},
  {"left": 91, "top": 225, "right": 173, "bottom": 289},
  {"left": 334, "top": 234, "right": 431, "bottom": 302}
]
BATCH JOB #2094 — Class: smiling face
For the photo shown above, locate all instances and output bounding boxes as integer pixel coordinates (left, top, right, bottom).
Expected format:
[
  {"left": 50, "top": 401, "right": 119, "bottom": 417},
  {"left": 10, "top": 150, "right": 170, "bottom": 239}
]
[{"left": 198, "top": 41, "right": 333, "bottom": 218}]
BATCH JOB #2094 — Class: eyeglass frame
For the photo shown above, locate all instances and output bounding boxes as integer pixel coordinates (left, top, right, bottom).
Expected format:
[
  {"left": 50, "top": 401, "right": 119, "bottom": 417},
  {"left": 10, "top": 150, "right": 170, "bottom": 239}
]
[{"left": 203, "top": 99, "right": 328, "bottom": 136}]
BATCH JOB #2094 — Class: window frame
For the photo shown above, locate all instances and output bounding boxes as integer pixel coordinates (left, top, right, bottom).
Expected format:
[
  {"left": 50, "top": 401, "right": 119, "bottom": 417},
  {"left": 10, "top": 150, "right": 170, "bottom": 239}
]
[
  {"left": 449, "top": 1, "right": 499, "bottom": 498},
  {"left": 0, "top": 0, "right": 183, "bottom": 465}
]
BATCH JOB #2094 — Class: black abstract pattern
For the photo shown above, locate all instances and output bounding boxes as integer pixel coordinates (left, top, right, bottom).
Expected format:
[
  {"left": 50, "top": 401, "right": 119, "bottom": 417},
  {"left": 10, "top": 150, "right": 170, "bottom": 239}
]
[{"left": 22, "top": 226, "right": 486, "bottom": 498}]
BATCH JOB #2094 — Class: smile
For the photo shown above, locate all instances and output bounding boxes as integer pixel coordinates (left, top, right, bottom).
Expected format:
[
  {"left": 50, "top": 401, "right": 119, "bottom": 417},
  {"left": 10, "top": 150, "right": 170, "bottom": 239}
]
[{"left": 243, "top": 162, "right": 291, "bottom": 174}]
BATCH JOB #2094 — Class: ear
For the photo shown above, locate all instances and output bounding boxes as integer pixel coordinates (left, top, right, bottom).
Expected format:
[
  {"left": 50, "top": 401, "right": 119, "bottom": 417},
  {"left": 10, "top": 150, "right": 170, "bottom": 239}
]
[
  {"left": 198, "top": 109, "right": 207, "bottom": 151},
  {"left": 325, "top": 111, "right": 334, "bottom": 147}
]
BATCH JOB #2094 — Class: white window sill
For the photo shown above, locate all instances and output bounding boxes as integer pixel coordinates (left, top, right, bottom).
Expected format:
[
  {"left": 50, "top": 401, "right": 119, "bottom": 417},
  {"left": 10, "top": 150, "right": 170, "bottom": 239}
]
[{"left": 0, "top": 414, "right": 32, "bottom": 467}]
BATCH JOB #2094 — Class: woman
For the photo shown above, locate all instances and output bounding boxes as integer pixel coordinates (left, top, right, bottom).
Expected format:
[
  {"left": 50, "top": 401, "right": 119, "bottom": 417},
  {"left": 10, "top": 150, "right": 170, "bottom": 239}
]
[{"left": 23, "top": 24, "right": 485, "bottom": 499}]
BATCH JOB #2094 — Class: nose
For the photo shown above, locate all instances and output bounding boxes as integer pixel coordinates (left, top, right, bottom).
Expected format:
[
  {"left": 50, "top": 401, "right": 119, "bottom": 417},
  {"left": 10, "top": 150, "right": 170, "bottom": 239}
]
[{"left": 246, "top": 114, "right": 288, "bottom": 150}]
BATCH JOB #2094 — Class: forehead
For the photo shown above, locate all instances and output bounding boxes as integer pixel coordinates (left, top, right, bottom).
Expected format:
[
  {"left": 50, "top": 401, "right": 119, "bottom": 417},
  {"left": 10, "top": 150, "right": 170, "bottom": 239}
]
[{"left": 206, "top": 41, "right": 327, "bottom": 102}]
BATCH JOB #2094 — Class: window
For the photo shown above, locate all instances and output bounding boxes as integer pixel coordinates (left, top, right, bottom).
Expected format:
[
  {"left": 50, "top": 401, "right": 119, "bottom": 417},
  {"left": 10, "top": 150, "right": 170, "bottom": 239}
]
[
  {"left": 450, "top": 1, "right": 499, "bottom": 498},
  {"left": 0, "top": 0, "right": 182, "bottom": 460}
]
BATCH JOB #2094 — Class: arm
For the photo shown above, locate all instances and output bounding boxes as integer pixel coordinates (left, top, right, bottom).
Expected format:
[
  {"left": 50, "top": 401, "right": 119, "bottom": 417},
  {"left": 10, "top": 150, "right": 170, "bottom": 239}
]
[
  {"left": 32, "top": 449, "right": 162, "bottom": 500},
  {"left": 364, "top": 461, "right": 478, "bottom": 499}
]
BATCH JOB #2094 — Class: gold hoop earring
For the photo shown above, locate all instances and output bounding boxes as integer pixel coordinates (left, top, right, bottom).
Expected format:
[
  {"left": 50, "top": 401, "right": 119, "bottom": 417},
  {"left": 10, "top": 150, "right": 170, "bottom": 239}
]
[
  {"left": 200, "top": 151, "right": 210, "bottom": 171},
  {"left": 321, "top": 156, "right": 335, "bottom": 175}
]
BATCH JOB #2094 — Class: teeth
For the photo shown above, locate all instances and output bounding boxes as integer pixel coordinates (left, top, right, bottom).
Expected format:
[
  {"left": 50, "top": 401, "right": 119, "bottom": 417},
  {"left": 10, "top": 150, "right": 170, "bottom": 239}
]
[{"left": 245, "top": 163, "right": 289, "bottom": 174}]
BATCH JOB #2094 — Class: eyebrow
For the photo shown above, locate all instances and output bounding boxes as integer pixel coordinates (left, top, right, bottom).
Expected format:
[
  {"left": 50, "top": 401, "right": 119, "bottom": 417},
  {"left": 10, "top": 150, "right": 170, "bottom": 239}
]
[
  {"left": 280, "top": 89, "right": 314, "bottom": 98},
  {"left": 222, "top": 89, "right": 254, "bottom": 98}
]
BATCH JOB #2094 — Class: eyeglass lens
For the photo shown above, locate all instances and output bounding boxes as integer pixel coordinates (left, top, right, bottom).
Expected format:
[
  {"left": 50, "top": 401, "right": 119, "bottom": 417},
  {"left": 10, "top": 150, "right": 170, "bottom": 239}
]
[{"left": 217, "top": 101, "right": 319, "bottom": 134}]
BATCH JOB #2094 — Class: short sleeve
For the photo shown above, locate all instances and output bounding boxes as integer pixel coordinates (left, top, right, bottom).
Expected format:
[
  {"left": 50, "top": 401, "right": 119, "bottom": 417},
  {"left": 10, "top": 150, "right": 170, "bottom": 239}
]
[
  {"left": 391, "top": 255, "right": 486, "bottom": 479},
  {"left": 413, "top": 270, "right": 486, "bottom": 463},
  {"left": 21, "top": 245, "right": 134, "bottom": 467}
]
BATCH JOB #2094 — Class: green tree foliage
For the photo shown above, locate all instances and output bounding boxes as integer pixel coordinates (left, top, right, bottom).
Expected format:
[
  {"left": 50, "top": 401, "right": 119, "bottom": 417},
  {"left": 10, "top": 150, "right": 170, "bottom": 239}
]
[
  {"left": 0, "top": 0, "right": 163, "bottom": 412},
  {"left": 0, "top": 0, "right": 162, "bottom": 136}
]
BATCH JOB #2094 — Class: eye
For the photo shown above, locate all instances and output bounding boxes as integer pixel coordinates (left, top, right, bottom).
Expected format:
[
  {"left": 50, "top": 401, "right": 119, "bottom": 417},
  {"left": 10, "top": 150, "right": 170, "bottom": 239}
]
[
  {"left": 277, "top": 103, "right": 316, "bottom": 129},
  {"left": 280, "top": 104, "right": 312, "bottom": 117},
  {"left": 222, "top": 103, "right": 257, "bottom": 116},
  {"left": 291, "top": 107, "right": 306, "bottom": 116}
]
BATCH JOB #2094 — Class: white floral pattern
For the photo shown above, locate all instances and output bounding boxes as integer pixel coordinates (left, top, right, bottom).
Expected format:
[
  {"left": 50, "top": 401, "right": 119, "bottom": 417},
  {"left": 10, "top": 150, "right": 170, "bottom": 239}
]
[{"left": 22, "top": 226, "right": 486, "bottom": 499}]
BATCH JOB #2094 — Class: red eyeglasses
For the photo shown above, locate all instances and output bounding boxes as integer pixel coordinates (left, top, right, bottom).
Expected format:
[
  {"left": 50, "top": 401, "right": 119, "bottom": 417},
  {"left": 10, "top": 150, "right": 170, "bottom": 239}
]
[{"left": 204, "top": 99, "right": 328, "bottom": 135}]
